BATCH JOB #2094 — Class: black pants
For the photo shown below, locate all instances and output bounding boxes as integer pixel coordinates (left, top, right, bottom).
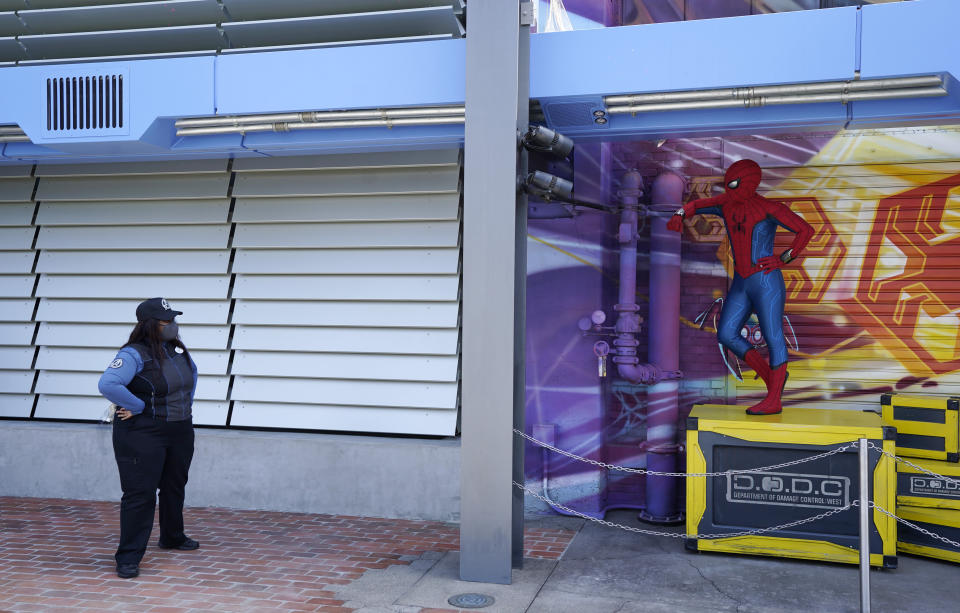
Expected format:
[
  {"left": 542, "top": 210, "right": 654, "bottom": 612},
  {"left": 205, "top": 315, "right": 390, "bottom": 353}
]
[{"left": 112, "top": 414, "right": 195, "bottom": 566}]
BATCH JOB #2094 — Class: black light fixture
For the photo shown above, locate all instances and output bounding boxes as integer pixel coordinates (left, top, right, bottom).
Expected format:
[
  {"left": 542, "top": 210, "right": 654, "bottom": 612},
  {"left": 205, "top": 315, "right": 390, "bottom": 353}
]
[
  {"left": 517, "top": 125, "right": 615, "bottom": 213},
  {"left": 525, "top": 170, "right": 573, "bottom": 200},
  {"left": 521, "top": 125, "right": 574, "bottom": 158},
  {"left": 521, "top": 170, "right": 616, "bottom": 213}
]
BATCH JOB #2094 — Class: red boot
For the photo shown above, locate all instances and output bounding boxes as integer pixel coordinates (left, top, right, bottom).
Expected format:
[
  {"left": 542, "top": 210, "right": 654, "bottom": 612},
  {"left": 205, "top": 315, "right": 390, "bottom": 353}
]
[
  {"left": 742, "top": 348, "right": 770, "bottom": 384},
  {"left": 746, "top": 363, "right": 788, "bottom": 415}
]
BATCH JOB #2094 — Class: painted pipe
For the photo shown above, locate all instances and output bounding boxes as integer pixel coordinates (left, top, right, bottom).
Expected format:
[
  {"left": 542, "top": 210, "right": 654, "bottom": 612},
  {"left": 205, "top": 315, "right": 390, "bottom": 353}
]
[
  {"left": 0, "top": 126, "right": 27, "bottom": 142},
  {"left": 641, "top": 171, "right": 685, "bottom": 524},
  {"left": 176, "top": 115, "right": 464, "bottom": 136},
  {"left": 604, "top": 74, "right": 942, "bottom": 105},
  {"left": 612, "top": 171, "right": 681, "bottom": 386},
  {"left": 606, "top": 86, "right": 946, "bottom": 114},
  {"left": 612, "top": 171, "right": 645, "bottom": 382},
  {"left": 175, "top": 105, "right": 466, "bottom": 128}
]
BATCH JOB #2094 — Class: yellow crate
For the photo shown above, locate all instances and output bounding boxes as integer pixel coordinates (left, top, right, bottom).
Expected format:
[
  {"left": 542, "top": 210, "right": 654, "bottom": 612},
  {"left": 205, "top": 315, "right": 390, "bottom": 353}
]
[
  {"left": 897, "top": 505, "right": 960, "bottom": 564},
  {"left": 896, "top": 457, "right": 960, "bottom": 511},
  {"left": 881, "top": 393, "right": 960, "bottom": 462},
  {"left": 686, "top": 404, "right": 897, "bottom": 568}
]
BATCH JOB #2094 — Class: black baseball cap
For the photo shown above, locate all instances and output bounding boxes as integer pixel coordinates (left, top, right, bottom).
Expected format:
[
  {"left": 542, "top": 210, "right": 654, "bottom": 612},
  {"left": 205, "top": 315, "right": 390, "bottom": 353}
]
[{"left": 136, "top": 297, "right": 183, "bottom": 322}]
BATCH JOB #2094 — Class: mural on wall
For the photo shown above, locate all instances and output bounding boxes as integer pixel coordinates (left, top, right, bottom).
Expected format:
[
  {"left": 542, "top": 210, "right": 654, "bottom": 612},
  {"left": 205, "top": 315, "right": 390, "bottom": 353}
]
[
  {"left": 619, "top": 0, "right": 902, "bottom": 25},
  {"left": 525, "top": 125, "right": 960, "bottom": 517},
  {"left": 541, "top": 0, "right": 905, "bottom": 30}
]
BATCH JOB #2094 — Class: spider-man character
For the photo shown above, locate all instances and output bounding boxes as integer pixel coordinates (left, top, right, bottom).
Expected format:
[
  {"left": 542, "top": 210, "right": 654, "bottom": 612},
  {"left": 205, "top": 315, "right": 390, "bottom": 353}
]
[{"left": 666, "top": 159, "right": 813, "bottom": 415}]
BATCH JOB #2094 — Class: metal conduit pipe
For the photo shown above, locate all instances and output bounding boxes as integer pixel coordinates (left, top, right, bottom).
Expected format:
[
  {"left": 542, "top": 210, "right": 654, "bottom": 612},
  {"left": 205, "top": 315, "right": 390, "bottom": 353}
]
[
  {"left": 641, "top": 171, "right": 685, "bottom": 524},
  {"left": 604, "top": 75, "right": 941, "bottom": 106},
  {"left": 176, "top": 115, "right": 465, "bottom": 136},
  {"left": 0, "top": 126, "right": 25, "bottom": 135},
  {"left": 613, "top": 171, "right": 657, "bottom": 384},
  {"left": 175, "top": 105, "right": 466, "bottom": 129},
  {"left": 607, "top": 86, "right": 947, "bottom": 114},
  {"left": 0, "top": 135, "right": 29, "bottom": 143},
  {"left": 612, "top": 172, "right": 681, "bottom": 384}
]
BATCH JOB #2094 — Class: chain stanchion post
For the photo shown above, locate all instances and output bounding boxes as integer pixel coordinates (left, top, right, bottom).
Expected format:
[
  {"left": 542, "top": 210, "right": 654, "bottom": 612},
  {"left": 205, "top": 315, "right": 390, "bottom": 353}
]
[{"left": 858, "top": 438, "right": 871, "bottom": 613}]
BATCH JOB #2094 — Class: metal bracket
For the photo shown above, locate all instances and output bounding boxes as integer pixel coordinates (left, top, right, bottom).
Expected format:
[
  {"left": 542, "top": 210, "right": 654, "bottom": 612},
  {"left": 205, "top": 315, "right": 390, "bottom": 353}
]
[{"left": 519, "top": 1, "right": 535, "bottom": 26}]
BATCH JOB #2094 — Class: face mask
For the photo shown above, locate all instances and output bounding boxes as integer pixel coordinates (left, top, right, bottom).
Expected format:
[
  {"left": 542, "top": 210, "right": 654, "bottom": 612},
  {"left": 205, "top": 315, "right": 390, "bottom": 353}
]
[{"left": 160, "top": 321, "right": 179, "bottom": 341}]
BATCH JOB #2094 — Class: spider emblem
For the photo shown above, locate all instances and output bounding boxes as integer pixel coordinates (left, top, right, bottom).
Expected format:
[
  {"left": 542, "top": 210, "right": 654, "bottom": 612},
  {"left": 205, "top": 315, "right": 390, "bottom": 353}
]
[{"left": 693, "top": 297, "right": 799, "bottom": 381}]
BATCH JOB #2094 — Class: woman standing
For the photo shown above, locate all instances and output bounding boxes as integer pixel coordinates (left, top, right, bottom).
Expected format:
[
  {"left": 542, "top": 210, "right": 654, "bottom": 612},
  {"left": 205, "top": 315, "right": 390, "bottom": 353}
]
[{"left": 98, "top": 297, "right": 200, "bottom": 579}]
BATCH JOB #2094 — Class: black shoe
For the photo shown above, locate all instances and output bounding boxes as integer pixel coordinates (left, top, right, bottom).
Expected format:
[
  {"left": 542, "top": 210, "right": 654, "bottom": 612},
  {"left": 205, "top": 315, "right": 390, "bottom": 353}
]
[
  {"left": 116, "top": 563, "right": 139, "bottom": 579},
  {"left": 158, "top": 537, "right": 199, "bottom": 550}
]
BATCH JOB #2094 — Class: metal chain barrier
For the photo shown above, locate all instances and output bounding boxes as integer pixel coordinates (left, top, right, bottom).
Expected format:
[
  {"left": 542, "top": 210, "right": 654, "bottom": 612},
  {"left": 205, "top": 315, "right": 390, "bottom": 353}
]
[
  {"left": 870, "top": 501, "right": 960, "bottom": 550},
  {"left": 867, "top": 441, "right": 960, "bottom": 488},
  {"left": 517, "top": 431, "right": 960, "bottom": 562},
  {"left": 515, "top": 480, "right": 854, "bottom": 539},
  {"left": 514, "top": 428, "right": 855, "bottom": 477}
]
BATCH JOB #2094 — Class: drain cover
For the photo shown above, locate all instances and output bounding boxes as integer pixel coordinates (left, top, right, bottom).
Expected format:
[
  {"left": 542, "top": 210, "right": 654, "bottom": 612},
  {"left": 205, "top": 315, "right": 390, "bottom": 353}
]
[{"left": 448, "top": 593, "right": 495, "bottom": 608}]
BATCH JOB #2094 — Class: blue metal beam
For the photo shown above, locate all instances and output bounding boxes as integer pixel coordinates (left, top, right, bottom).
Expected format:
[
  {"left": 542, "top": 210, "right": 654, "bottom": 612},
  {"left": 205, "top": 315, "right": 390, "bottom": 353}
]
[
  {"left": 530, "top": 7, "right": 859, "bottom": 100},
  {"left": 0, "top": 0, "right": 957, "bottom": 163},
  {"left": 860, "top": 0, "right": 958, "bottom": 80},
  {"left": 532, "top": 0, "right": 960, "bottom": 141},
  {"left": 215, "top": 39, "right": 465, "bottom": 115}
]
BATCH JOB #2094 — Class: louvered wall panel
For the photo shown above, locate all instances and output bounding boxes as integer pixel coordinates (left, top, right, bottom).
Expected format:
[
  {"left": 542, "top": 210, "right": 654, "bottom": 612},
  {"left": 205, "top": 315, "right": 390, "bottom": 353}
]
[
  {"left": 232, "top": 300, "right": 459, "bottom": 328},
  {"left": 38, "top": 250, "right": 230, "bottom": 274},
  {"left": 0, "top": 322, "right": 33, "bottom": 344},
  {"left": 0, "top": 1, "right": 464, "bottom": 64},
  {"left": 0, "top": 227, "right": 34, "bottom": 249},
  {"left": 232, "top": 247, "right": 459, "bottom": 275},
  {"left": 0, "top": 275, "right": 33, "bottom": 296},
  {"left": 37, "top": 274, "right": 230, "bottom": 299},
  {"left": 229, "top": 402, "right": 458, "bottom": 437},
  {"left": 0, "top": 370, "right": 32, "bottom": 392},
  {"left": 0, "top": 346, "right": 33, "bottom": 368},
  {"left": 28, "top": 162, "right": 233, "bottom": 422},
  {"left": 35, "top": 347, "right": 229, "bottom": 375},
  {"left": 0, "top": 174, "right": 36, "bottom": 418},
  {"left": 0, "top": 394, "right": 33, "bottom": 418},
  {"left": 0, "top": 298, "right": 34, "bottom": 321},
  {"left": 232, "top": 275, "right": 458, "bottom": 301},
  {"left": 37, "top": 200, "right": 231, "bottom": 225},
  {"left": 231, "top": 376, "right": 456, "bottom": 408},
  {"left": 32, "top": 394, "right": 228, "bottom": 424},
  {"left": 229, "top": 149, "right": 462, "bottom": 433},
  {"left": 233, "top": 221, "right": 458, "bottom": 249},
  {"left": 37, "top": 298, "right": 231, "bottom": 324},
  {"left": 232, "top": 326, "right": 457, "bottom": 355},
  {"left": 36, "top": 225, "right": 231, "bottom": 250},
  {"left": 0, "top": 251, "right": 34, "bottom": 272},
  {"left": 35, "top": 371, "right": 228, "bottom": 401},
  {"left": 36, "top": 322, "right": 229, "bottom": 350},
  {"left": 0, "top": 150, "right": 462, "bottom": 434},
  {"left": 0, "top": 202, "right": 32, "bottom": 223},
  {"left": 233, "top": 193, "right": 459, "bottom": 223}
]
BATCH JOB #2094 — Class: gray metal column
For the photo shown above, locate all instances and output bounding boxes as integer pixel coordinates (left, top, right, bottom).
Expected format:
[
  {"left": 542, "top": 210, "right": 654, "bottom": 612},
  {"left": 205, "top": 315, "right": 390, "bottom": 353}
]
[{"left": 460, "top": 0, "right": 530, "bottom": 584}]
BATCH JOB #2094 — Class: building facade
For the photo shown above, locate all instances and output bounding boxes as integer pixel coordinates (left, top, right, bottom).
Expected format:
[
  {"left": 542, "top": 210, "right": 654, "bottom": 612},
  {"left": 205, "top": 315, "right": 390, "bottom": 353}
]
[{"left": 1, "top": 0, "right": 958, "bottom": 583}]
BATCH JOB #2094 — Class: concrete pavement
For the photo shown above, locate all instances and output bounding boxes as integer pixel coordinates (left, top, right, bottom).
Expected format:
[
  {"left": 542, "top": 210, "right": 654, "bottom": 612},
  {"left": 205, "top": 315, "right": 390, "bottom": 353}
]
[{"left": 338, "top": 511, "right": 956, "bottom": 613}]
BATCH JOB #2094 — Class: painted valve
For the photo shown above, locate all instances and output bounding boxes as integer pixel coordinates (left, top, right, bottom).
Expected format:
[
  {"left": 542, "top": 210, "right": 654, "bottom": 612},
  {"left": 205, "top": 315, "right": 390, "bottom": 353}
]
[{"left": 594, "top": 340, "right": 610, "bottom": 378}]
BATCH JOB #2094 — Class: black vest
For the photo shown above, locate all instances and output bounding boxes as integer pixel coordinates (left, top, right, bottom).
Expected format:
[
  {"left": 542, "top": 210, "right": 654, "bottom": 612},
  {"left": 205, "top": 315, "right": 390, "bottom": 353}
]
[{"left": 124, "top": 343, "right": 193, "bottom": 421}]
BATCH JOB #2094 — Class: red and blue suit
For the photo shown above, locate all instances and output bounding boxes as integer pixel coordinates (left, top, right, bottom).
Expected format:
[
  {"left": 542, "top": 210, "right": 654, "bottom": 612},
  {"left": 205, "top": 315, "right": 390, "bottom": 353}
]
[{"left": 667, "top": 159, "right": 813, "bottom": 415}]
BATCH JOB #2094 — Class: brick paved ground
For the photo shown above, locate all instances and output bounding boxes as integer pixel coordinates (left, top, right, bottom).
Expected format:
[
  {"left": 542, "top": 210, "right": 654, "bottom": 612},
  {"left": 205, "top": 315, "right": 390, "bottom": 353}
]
[{"left": 0, "top": 498, "right": 576, "bottom": 612}]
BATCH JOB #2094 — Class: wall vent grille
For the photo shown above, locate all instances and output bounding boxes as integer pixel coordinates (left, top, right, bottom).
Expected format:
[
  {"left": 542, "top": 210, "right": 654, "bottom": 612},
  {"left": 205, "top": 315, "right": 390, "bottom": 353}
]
[{"left": 46, "top": 75, "right": 123, "bottom": 132}]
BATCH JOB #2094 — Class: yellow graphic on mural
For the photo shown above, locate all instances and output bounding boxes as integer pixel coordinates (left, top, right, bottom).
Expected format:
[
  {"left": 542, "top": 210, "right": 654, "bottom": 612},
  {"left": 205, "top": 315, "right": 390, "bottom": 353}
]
[{"left": 726, "top": 126, "right": 960, "bottom": 408}]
